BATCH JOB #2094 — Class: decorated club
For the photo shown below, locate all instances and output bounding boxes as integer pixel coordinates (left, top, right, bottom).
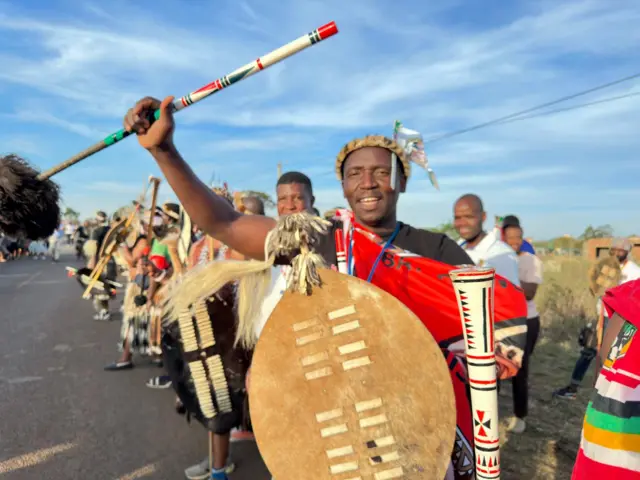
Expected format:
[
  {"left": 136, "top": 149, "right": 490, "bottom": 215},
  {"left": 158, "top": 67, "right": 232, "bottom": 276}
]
[{"left": 0, "top": 22, "right": 339, "bottom": 239}]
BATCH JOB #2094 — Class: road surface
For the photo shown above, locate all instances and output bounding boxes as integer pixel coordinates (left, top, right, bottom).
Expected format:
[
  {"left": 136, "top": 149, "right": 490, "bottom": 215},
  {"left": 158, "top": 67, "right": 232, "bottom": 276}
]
[{"left": 0, "top": 249, "right": 270, "bottom": 480}]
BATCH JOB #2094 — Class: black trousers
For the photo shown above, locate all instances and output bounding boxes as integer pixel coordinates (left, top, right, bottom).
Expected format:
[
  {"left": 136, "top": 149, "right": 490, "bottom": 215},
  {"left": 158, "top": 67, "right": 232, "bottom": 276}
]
[{"left": 512, "top": 316, "right": 540, "bottom": 419}]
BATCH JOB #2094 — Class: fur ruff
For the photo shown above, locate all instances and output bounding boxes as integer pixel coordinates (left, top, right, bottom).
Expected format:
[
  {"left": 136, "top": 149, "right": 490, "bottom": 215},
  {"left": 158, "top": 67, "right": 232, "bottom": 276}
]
[
  {"left": 162, "top": 212, "right": 330, "bottom": 349},
  {"left": 0, "top": 154, "right": 60, "bottom": 239}
]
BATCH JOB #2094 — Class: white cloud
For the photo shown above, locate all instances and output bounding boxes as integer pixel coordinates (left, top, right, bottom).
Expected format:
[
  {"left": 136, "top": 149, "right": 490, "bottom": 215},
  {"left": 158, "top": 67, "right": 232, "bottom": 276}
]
[
  {"left": 81, "top": 181, "right": 145, "bottom": 195},
  {"left": 7, "top": 110, "right": 107, "bottom": 139},
  {"left": 1, "top": 0, "right": 639, "bottom": 240},
  {"left": 0, "top": 134, "right": 44, "bottom": 157}
]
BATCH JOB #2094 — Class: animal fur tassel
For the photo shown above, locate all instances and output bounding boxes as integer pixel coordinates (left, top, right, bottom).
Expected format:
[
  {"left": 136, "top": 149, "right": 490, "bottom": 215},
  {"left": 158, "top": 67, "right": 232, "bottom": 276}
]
[
  {"left": 265, "top": 213, "right": 330, "bottom": 295},
  {"left": 0, "top": 155, "right": 60, "bottom": 239},
  {"left": 163, "top": 213, "right": 330, "bottom": 343}
]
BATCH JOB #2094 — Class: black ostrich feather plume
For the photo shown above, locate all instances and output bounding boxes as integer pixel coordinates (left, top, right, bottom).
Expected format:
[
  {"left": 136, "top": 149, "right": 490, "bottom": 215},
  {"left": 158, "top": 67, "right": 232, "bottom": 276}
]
[{"left": 0, "top": 154, "right": 61, "bottom": 240}]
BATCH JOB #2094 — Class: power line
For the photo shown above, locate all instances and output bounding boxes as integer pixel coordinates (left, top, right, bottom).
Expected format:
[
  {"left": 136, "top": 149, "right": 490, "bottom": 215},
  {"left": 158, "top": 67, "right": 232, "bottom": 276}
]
[
  {"left": 425, "top": 71, "right": 640, "bottom": 144},
  {"left": 491, "top": 91, "right": 640, "bottom": 127}
]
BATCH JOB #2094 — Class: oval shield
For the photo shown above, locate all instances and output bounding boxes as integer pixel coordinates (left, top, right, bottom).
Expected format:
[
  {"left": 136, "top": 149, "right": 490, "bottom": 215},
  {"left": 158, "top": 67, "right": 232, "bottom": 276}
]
[{"left": 249, "top": 268, "right": 456, "bottom": 480}]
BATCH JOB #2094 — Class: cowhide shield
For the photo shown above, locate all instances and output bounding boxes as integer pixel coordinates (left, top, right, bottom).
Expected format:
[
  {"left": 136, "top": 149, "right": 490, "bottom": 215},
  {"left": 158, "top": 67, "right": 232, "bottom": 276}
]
[{"left": 250, "top": 268, "right": 456, "bottom": 480}]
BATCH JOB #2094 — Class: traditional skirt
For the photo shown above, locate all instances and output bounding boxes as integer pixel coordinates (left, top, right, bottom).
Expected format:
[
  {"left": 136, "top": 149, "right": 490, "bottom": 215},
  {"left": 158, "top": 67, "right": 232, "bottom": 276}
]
[
  {"left": 119, "top": 282, "right": 151, "bottom": 355},
  {"left": 162, "top": 286, "right": 252, "bottom": 434}
]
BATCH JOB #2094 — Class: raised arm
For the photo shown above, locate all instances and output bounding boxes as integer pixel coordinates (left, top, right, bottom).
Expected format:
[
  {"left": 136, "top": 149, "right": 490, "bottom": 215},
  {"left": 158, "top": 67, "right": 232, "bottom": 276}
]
[{"left": 124, "top": 96, "right": 276, "bottom": 260}]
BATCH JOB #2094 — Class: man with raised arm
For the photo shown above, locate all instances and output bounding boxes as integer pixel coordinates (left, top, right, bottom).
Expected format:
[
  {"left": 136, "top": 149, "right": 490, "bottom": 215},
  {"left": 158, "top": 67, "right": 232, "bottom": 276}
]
[
  {"left": 124, "top": 97, "right": 474, "bottom": 480},
  {"left": 123, "top": 96, "right": 471, "bottom": 268}
]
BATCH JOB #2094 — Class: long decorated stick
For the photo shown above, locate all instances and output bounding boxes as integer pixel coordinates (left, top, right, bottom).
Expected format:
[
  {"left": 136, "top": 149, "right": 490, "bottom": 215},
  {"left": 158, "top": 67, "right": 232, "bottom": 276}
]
[
  {"left": 35, "top": 22, "right": 339, "bottom": 181},
  {"left": 146, "top": 177, "right": 162, "bottom": 241},
  {"left": 449, "top": 266, "right": 501, "bottom": 480}
]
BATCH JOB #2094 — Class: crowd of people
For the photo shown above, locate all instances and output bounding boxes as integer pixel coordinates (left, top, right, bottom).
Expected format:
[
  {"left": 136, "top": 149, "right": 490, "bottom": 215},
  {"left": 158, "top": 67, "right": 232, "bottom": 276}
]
[
  {"left": 78, "top": 101, "right": 545, "bottom": 479},
  {"left": 0, "top": 219, "right": 95, "bottom": 262},
  {"left": 9, "top": 94, "right": 637, "bottom": 479}
]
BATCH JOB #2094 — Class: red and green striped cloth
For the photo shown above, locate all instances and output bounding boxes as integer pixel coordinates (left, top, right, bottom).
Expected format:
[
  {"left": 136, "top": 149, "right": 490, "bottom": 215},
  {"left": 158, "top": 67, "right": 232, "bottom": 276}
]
[{"left": 572, "top": 279, "right": 640, "bottom": 479}]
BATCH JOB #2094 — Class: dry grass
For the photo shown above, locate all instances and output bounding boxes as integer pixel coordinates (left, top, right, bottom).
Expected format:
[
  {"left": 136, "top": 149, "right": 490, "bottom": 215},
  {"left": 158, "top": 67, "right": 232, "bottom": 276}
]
[{"left": 498, "top": 256, "right": 598, "bottom": 479}]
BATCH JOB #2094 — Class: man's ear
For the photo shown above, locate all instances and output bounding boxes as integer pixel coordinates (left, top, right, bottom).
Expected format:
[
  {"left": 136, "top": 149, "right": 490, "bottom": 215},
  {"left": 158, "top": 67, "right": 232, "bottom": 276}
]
[
  {"left": 482, "top": 211, "right": 487, "bottom": 223},
  {"left": 311, "top": 195, "right": 316, "bottom": 207}
]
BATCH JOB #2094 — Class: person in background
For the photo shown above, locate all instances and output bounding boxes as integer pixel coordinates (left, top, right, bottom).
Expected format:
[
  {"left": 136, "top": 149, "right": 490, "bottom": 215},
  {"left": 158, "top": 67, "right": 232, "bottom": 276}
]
[
  {"left": 241, "top": 196, "right": 265, "bottom": 216},
  {"left": 48, "top": 225, "right": 65, "bottom": 262},
  {"left": 28, "top": 239, "right": 48, "bottom": 259},
  {"left": 501, "top": 215, "right": 535, "bottom": 254},
  {"left": 183, "top": 179, "right": 302, "bottom": 480},
  {"left": 554, "top": 237, "right": 640, "bottom": 399},
  {"left": 453, "top": 193, "right": 520, "bottom": 286},
  {"left": 86, "top": 212, "right": 116, "bottom": 321},
  {"left": 64, "top": 221, "right": 76, "bottom": 245},
  {"left": 74, "top": 220, "right": 90, "bottom": 260},
  {"left": 503, "top": 222, "right": 543, "bottom": 433}
]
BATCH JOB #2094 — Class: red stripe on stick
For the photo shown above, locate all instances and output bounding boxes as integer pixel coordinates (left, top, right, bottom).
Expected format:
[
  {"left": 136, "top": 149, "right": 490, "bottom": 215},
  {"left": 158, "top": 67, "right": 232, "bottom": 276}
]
[
  {"left": 467, "top": 354, "right": 495, "bottom": 360},
  {"left": 256, "top": 58, "right": 264, "bottom": 70},
  {"left": 216, "top": 79, "right": 223, "bottom": 91},
  {"left": 317, "top": 21, "right": 339, "bottom": 39},
  {"left": 469, "top": 379, "right": 497, "bottom": 385},
  {"left": 488, "top": 287, "right": 494, "bottom": 347},
  {"left": 475, "top": 438, "right": 500, "bottom": 445},
  {"left": 476, "top": 467, "right": 500, "bottom": 474}
]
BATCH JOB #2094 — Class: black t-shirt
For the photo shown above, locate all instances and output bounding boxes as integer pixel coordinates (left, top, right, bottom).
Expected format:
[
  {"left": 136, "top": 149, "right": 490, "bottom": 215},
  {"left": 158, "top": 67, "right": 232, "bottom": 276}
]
[
  {"left": 314, "top": 221, "right": 472, "bottom": 268},
  {"left": 90, "top": 225, "right": 110, "bottom": 258},
  {"left": 76, "top": 226, "right": 88, "bottom": 239}
]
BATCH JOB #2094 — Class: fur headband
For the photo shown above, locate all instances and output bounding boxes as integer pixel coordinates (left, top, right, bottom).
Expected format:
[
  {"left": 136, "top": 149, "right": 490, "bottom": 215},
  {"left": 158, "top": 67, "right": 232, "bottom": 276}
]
[{"left": 335, "top": 135, "right": 411, "bottom": 181}]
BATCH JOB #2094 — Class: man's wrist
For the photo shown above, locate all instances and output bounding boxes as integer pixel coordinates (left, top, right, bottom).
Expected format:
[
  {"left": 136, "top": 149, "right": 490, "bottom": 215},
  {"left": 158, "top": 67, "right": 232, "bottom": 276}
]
[{"left": 148, "top": 142, "right": 178, "bottom": 158}]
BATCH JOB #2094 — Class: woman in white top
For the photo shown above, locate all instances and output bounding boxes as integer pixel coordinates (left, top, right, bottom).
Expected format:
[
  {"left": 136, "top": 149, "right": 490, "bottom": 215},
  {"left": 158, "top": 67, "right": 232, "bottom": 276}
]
[{"left": 503, "top": 223, "right": 543, "bottom": 434}]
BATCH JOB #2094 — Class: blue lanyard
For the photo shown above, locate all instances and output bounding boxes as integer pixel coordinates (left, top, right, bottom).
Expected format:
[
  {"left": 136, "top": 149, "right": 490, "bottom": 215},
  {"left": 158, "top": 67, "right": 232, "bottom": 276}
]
[{"left": 345, "top": 223, "right": 402, "bottom": 282}]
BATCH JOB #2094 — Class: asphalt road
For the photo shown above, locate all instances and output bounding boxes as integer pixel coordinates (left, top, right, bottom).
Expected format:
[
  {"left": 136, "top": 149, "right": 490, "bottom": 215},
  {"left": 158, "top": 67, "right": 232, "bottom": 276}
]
[{"left": 0, "top": 248, "right": 270, "bottom": 480}]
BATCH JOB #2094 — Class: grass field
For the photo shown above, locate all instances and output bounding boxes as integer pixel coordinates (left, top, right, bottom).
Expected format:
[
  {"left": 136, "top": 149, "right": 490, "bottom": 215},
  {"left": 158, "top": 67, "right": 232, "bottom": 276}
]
[{"left": 498, "top": 256, "right": 599, "bottom": 479}]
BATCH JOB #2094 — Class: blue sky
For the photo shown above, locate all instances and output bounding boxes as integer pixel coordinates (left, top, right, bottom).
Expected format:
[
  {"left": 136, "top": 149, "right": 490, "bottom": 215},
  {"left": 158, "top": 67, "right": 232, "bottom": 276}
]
[{"left": 0, "top": 0, "right": 639, "bottom": 239}]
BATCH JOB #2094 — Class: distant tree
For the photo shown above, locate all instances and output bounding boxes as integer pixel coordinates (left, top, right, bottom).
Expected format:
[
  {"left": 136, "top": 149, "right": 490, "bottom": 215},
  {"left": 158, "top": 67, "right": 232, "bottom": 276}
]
[
  {"left": 580, "top": 224, "right": 614, "bottom": 240},
  {"left": 430, "top": 222, "right": 458, "bottom": 240},
  {"left": 242, "top": 190, "right": 275, "bottom": 209},
  {"left": 63, "top": 207, "right": 80, "bottom": 221}
]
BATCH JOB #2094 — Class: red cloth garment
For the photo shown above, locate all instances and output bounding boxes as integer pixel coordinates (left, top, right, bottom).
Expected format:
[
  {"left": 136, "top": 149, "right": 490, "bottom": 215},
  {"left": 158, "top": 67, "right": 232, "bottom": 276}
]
[
  {"left": 149, "top": 254, "right": 169, "bottom": 271},
  {"left": 339, "top": 218, "right": 527, "bottom": 480},
  {"left": 571, "top": 279, "right": 640, "bottom": 479},
  {"left": 349, "top": 224, "right": 528, "bottom": 378}
]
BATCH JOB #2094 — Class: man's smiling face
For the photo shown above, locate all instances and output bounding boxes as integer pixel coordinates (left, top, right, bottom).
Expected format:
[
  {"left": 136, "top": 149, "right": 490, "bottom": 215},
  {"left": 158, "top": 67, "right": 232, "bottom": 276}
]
[{"left": 341, "top": 146, "right": 405, "bottom": 228}]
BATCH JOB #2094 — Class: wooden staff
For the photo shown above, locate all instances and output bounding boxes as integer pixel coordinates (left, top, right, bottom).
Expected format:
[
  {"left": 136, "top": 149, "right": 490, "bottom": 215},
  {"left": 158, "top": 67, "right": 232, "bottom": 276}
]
[
  {"left": 81, "top": 179, "right": 154, "bottom": 299},
  {"left": 35, "top": 22, "right": 339, "bottom": 181},
  {"left": 449, "top": 266, "right": 501, "bottom": 480},
  {"left": 146, "top": 177, "right": 162, "bottom": 241}
]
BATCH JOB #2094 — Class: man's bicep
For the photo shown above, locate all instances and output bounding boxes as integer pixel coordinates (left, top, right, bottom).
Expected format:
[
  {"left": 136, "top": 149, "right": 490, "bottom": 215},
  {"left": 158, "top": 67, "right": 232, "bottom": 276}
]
[{"left": 216, "top": 214, "right": 277, "bottom": 261}]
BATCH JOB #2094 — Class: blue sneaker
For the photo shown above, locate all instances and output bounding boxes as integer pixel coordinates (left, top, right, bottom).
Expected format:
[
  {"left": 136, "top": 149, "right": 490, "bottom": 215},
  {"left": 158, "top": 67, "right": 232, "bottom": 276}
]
[{"left": 210, "top": 469, "right": 228, "bottom": 480}]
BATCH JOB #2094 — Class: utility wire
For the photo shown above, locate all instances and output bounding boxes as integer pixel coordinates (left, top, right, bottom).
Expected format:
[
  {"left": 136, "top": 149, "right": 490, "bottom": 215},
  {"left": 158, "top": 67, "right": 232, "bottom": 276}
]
[
  {"left": 490, "top": 91, "right": 640, "bottom": 127},
  {"left": 425, "top": 72, "right": 640, "bottom": 144}
]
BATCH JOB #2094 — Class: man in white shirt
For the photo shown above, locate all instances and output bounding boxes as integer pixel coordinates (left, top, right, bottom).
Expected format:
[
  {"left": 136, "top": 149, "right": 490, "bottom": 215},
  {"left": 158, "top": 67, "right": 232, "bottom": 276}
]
[
  {"left": 453, "top": 193, "right": 520, "bottom": 287},
  {"left": 554, "top": 237, "right": 640, "bottom": 400},
  {"left": 613, "top": 237, "right": 640, "bottom": 283}
]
